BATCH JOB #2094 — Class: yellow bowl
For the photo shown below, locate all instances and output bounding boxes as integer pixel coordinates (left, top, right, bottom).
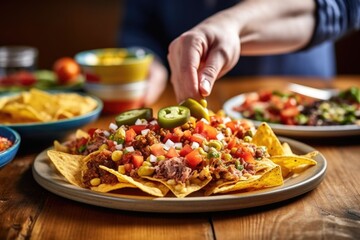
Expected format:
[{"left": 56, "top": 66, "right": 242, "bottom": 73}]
[{"left": 75, "top": 47, "right": 153, "bottom": 84}]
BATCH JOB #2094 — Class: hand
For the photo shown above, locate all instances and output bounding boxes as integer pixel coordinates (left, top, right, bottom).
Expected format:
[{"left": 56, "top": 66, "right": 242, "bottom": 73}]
[
  {"left": 168, "top": 12, "right": 241, "bottom": 103},
  {"left": 144, "top": 59, "right": 168, "bottom": 106}
]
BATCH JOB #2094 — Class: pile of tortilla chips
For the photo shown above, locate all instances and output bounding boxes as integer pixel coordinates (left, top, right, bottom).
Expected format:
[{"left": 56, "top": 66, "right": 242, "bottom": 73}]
[
  {"left": 47, "top": 117, "right": 318, "bottom": 198},
  {"left": 0, "top": 88, "right": 98, "bottom": 124}
]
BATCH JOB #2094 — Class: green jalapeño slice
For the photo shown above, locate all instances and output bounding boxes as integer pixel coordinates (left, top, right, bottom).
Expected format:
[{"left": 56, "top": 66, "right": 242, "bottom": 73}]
[
  {"left": 115, "top": 108, "right": 153, "bottom": 126},
  {"left": 158, "top": 106, "right": 190, "bottom": 129},
  {"left": 180, "top": 98, "right": 210, "bottom": 121}
]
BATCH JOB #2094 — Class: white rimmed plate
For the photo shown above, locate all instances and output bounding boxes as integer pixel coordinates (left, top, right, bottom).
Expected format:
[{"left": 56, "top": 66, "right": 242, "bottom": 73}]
[
  {"left": 223, "top": 93, "right": 360, "bottom": 138},
  {"left": 32, "top": 137, "right": 326, "bottom": 213}
]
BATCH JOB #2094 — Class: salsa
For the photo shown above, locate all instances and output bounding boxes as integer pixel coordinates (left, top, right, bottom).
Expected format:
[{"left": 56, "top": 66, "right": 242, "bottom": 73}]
[
  {"left": 0, "top": 136, "right": 13, "bottom": 152},
  {"left": 233, "top": 87, "right": 360, "bottom": 126}
]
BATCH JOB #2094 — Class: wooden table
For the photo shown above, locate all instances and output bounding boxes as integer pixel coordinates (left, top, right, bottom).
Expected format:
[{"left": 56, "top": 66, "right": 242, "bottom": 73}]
[{"left": 1, "top": 77, "right": 359, "bottom": 239}]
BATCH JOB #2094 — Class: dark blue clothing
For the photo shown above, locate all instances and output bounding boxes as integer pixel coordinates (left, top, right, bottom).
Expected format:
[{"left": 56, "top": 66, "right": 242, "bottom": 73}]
[{"left": 118, "top": 0, "right": 360, "bottom": 79}]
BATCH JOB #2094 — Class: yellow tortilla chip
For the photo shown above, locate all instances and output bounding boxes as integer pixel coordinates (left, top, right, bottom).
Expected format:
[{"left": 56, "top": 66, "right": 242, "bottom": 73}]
[
  {"left": 0, "top": 89, "right": 98, "bottom": 124},
  {"left": 205, "top": 165, "right": 283, "bottom": 195},
  {"left": 91, "top": 183, "right": 137, "bottom": 192},
  {"left": 144, "top": 167, "right": 212, "bottom": 198},
  {"left": 47, "top": 150, "right": 84, "bottom": 187},
  {"left": 251, "top": 122, "right": 285, "bottom": 156},
  {"left": 48, "top": 150, "right": 139, "bottom": 193},
  {"left": 282, "top": 142, "right": 293, "bottom": 155},
  {"left": 99, "top": 166, "right": 170, "bottom": 197},
  {"left": 270, "top": 155, "right": 317, "bottom": 175}
]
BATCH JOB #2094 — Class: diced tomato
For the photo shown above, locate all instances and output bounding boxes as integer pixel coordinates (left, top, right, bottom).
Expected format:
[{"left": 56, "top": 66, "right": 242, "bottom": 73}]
[
  {"left": 194, "top": 121, "right": 217, "bottom": 140},
  {"left": 226, "top": 120, "right": 246, "bottom": 138},
  {"left": 125, "top": 128, "right": 137, "bottom": 142},
  {"left": 150, "top": 143, "right": 166, "bottom": 156},
  {"left": 234, "top": 147, "right": 255, "bottom": 163},
  {"left": 76, "top": 137, "right": 88, "bottom": 149},
  {"left": 185, "top": 149, "right": 203, "bottom": 169},
  {"left": 190, "top": 133, "right": 205, "bottom": 144},
  {"left": 129, "top": 125, "right": 147, "bottom": 134},
  {"left": 179, "top": 144, "right": 193, "bottom": 157},
  {"left": 165, "top": 147, "right": 179, "bottom": 158},
  {"left": 281, "top": 106, "right": 299, "bottom": 118},
  {"left": 131, "top": 154, "right": 144, "bottom": 168},
  {"left": 87, "top": 128, "right": 97, "bottom": 137},
  {"left": 163, "top": 129, "right": 182, "bottom": 143},
  {"left": 258, "top": 90, "right": 272, "bottom": 102},
  {"left": 124, "top": 163, "right": 133, "bottom": 173},
  {"left": 227, "top": 138, "right": 238, "bottom": 149}
]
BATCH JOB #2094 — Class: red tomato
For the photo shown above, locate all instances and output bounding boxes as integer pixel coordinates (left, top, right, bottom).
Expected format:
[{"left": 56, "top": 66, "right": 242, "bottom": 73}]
[
  {"left": 53, "top": 57, "right": 80, "bottom": 84},
  {"left": 165, "top": 147, "right": 179, "bottom": 158},
  {"left": 125, "top": 128, "right": 137, "bottom": 143},
  {"left": 185, "top": 149, "right": 203, "bottom": 169},
  {"left": 150, "top": 143, "right": 166, "bottom": 156},
  {"left": 131, "top": 154, "right": 144, "bottom": 168},
  {"left": 179, "top": 144, "right": 193, "bottom": 157},
  {"left": 129, "top": 125, "right": 147, "bottom": 134},
  {"left": 194, "top": 121, "right": 217, "bottom": 140}
]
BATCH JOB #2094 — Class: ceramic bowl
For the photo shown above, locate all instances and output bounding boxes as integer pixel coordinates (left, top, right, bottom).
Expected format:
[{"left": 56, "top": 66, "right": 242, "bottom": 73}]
[
  {"left": 75, "top": 47, "right": 153, "bottom": 84},
  {"left": 84, "top": 81, "right": 147, "bottom": 113},
  {"left": 0, "top": 126, "right": 21, "bottom": 167}
]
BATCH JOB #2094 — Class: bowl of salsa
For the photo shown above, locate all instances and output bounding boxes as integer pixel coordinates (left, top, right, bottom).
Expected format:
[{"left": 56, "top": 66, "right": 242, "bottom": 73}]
[{"left": 0, "top": 126, "right": 21, "bottom": 167}]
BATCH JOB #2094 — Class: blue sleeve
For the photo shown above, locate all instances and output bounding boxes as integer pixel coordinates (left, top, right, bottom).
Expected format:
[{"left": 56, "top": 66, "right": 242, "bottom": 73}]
[
  {"left": 117, "top": 0, "right": 168, "bottom": 62},
  {"left": 308, "top": 0, "right": 360, "bottom": 46}
]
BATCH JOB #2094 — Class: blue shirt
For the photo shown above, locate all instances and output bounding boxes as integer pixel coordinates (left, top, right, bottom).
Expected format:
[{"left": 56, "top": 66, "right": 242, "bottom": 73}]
[{"left": 118, "top": 0, "right": 360, "bottom": 79}]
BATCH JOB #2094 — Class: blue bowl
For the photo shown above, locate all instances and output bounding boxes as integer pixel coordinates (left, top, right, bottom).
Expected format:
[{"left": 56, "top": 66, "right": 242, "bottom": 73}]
[
  {"left": 1, "top": 93, "right": 103, "bottom": 140},
  {"left": 0, "top": 126, "right": 21, "bottom": 167}
]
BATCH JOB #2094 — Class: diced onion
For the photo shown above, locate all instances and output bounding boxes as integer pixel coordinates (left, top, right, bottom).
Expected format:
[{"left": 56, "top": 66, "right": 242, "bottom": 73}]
[
  {"left": 174, "top": 142, "right": 183, "bottom": 150},
  {"left": 141, "top": 129, "right": 150, "bottom": 136},
  {"left": 216, "top": 133, "right": 225, "bottom": 141},
  {"left": 149, "top": 154, "right": 157, "bottom": 163},
  {"left": 125, "top": 146, "right": 135, "bottom": 152},
  {"left": 109, "top": 122, "right": 118, "bottom": 130},
  {"left": 115, "top": 144, "right": 123, "bottom": 150},
  {"left": 150, "top": 120, "right": 158, "bottom": 125},
  {"left": 191, "top": 142, "right": 200, "bottom": 149},
  {"left": 164, "top": 139, "right": 175, "bottom": 150}
]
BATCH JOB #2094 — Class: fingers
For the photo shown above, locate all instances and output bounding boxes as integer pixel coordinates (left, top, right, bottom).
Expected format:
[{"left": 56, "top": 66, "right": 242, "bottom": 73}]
[
  {"left": 168, "top": 32, "right": 206, "bottom": 102},
  {"left": 199, "top": 44, "right": 241, "bottom": 97}
]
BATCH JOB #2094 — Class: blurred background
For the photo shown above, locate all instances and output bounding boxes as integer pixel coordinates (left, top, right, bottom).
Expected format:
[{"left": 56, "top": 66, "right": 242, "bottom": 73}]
[{"left": 1, "top": 0, "right": 359, "bottom": 74}]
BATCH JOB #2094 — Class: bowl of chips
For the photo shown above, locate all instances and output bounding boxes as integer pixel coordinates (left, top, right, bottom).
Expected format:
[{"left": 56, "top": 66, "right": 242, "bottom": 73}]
[
  {"left": 0, "top": 126, "right": 21, "bottom": 167},
  {"left": 0, "top": 89, "right": 103, "bottom": 140},
  {"left": 75, "top": 47, "right": 153, "bottom": 84}
]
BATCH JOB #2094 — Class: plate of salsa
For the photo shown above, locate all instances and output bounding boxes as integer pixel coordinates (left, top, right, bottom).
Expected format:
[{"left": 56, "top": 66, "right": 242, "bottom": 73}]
[{"left": 223, "top": 87, "right": 360, "bottom": 138}]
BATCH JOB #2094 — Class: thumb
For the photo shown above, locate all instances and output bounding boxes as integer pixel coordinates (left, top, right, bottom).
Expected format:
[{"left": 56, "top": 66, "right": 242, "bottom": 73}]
[{"left": 198, "top": 54, "right": 223, "bottom": 97}]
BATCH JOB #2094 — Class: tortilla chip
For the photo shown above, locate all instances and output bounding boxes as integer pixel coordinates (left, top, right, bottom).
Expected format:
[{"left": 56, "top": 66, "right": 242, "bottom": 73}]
[
  {"left": 205, "top": 164, "right": 283, "bottom": 195},
  {"left": 0, "top": 89, "right": 98, "bottom": 124},
  {"left": 91, "top": 182, "right": 137, "bottom": 192},
  {"left": 251, "top": 122, "right": 285, "bottom": 156},
  {"left": 270, "top": 155, "right": 317, "bottom": 176},
  {"left": 48, "top": 150, "right": 138, "bottom": 193},
  {"left": 99, "top": 166, "right": 170, "bottom": 197},
  {"left": 144, "top": 167, "right": 212, "bottom": 198},
  {"left": 47, "top": 150, "right": 84, "bottom": 187},
  {"left": 282, "top": 142, "right": 293, "bottom": 155}
]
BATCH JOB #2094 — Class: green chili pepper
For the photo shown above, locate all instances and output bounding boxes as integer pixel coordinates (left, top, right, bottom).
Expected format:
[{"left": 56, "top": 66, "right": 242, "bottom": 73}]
[
  {"left": 157, "top": 106, "right": 190, "bottom": 129},
  {"left": 115, "top": 108, "right": 153, "bottom": 126}
]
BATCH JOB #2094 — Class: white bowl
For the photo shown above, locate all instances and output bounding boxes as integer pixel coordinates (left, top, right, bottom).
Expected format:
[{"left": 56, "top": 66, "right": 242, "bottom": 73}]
[{"left": 83, "top": 81, "right": 147, "bottom": 113}]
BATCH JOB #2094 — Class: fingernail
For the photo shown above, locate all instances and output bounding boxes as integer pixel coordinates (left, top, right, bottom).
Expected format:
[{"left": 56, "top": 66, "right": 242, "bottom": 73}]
[{"left": 200, "top": 78, "right": 211, "bottom": 95}]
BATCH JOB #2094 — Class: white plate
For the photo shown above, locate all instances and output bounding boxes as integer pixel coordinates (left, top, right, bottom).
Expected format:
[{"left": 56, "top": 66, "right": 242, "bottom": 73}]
[
  {"left": 223, "top": 93, "right": 360, "bottom": 138},
  {"left": 32, "top": 137, "right": 326, "bottom": 213}
]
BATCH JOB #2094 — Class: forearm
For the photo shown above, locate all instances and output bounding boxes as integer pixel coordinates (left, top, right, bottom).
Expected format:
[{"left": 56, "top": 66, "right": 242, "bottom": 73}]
[{"left": 215, "top": 0, "right": 317, "bottom": 55}]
